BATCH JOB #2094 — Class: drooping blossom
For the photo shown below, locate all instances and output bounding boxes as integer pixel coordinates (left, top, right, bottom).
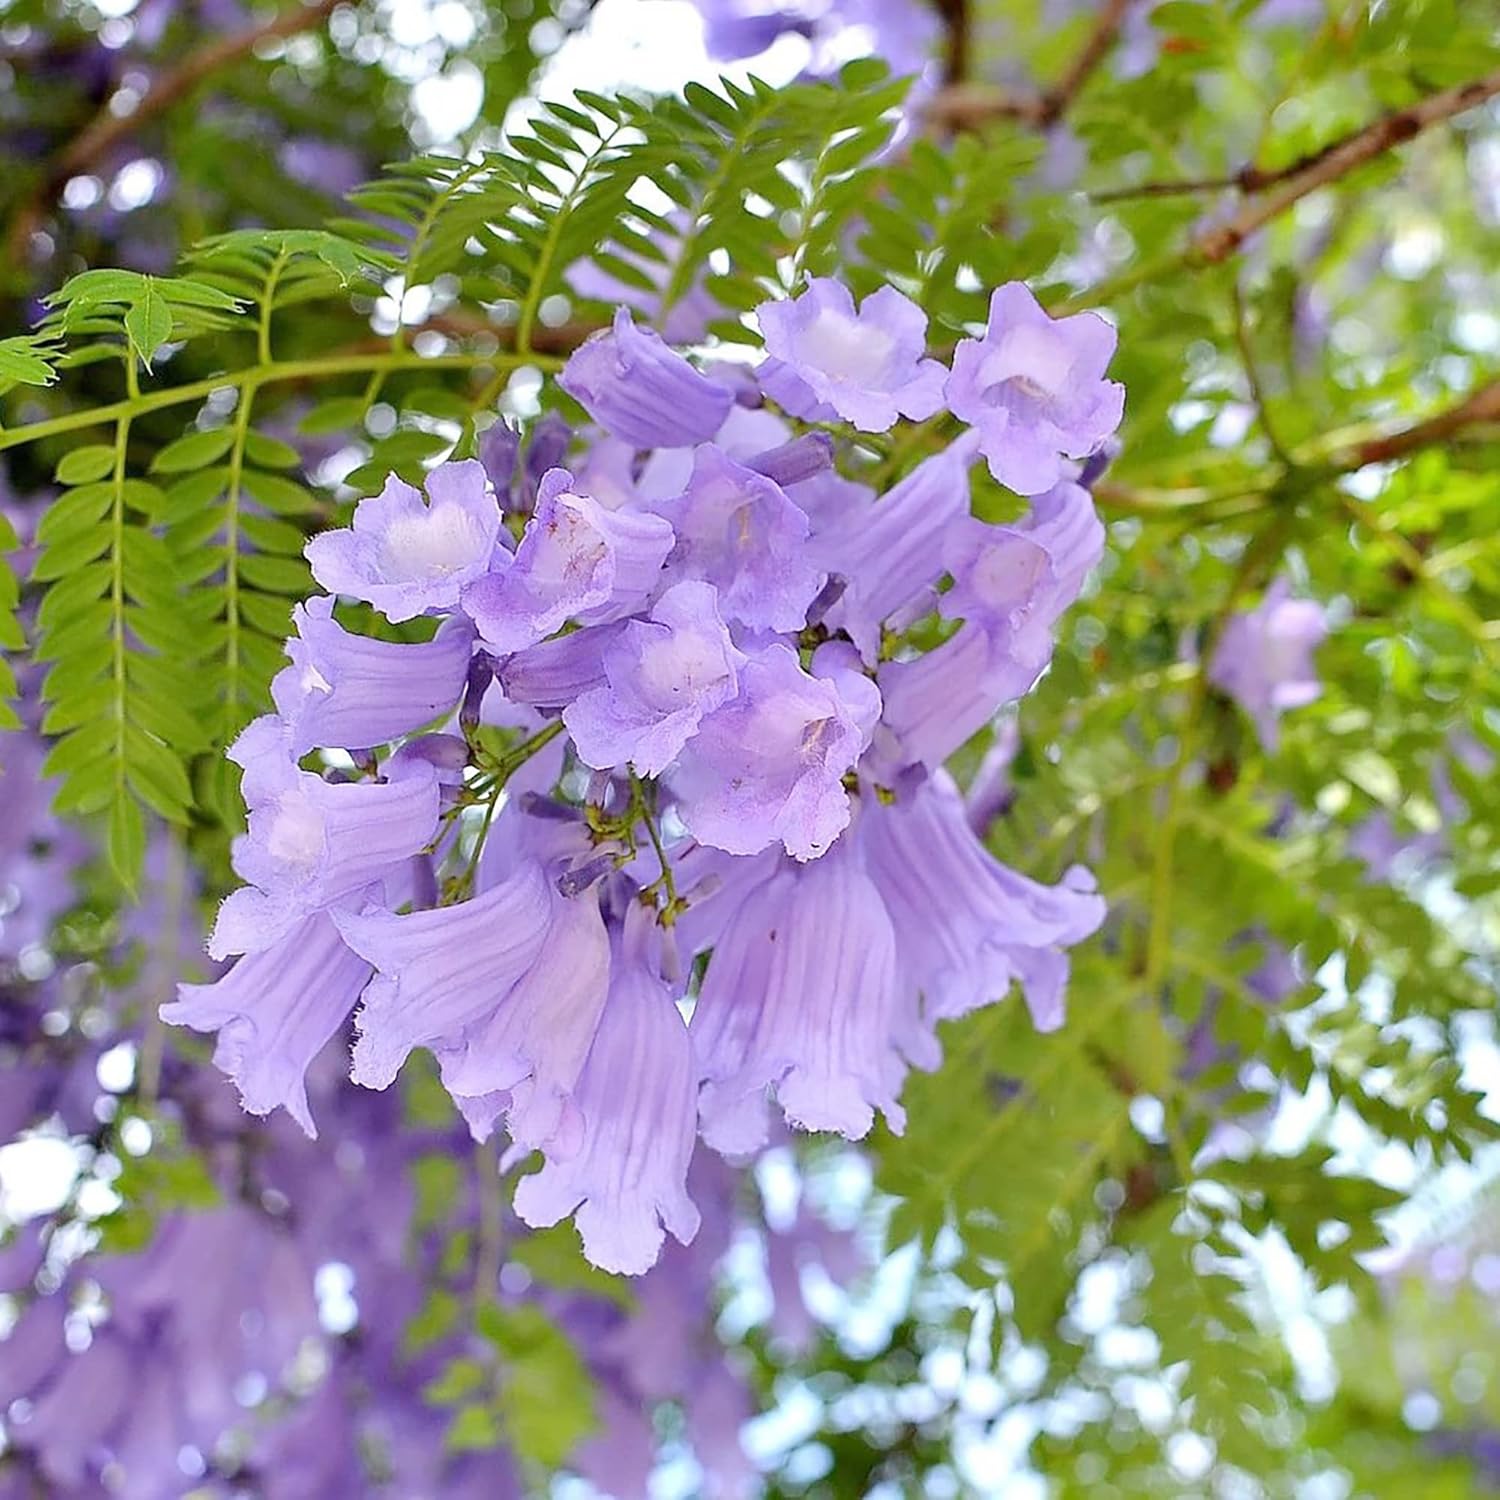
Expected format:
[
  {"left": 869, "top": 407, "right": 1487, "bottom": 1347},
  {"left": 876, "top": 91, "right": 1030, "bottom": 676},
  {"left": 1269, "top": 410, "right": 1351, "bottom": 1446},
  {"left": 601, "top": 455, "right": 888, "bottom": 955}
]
[
  {"left": 564, "top": 580, "right": 745, "bottom": 775},
  {"left": 271, "top": 594, "right": 474, "bottom": 754},
  {"left": 560, "top": 308, "right": 734, "bottom": 450},
  {"left": 335, "top": 817, "right": 611, "bottom": 1151},
  {"left": 163, "top": 910, "right": 372, "bottom": 1136},
  {"left": 946, "top": 281, "right": 1124, "bottom": 495},
  {"left": 1208, "top": 577, "right": 1328, "bottom": 749},
  {"left": 461, "top": 468, "right": 674, "bottom": 651},
  {"left": 514, "top": 907, "right": 701, "bottom": 1273},
  {"left": 817, "top": 434, "right": 979, "bottom": 661},
  {"left": 757, "top": 278, "right": 946, "bottom": 431},
  {"left": 305, "top": 459, "right": 500, "bottom": 622},
  {"left": 672, "top": 642, "right": 876, "bottom": 860},
  {"left": 209, "top": 717, "right": 440, "bottom": 959},
  {"left": 688, "top": 836, "right": 907, "bottom": 1153},
  {"left": 876, "top": 479, "right": 1103, "bottom": 768},
  {"left": 861, "top": 769, "right": 1105, "bottom": 1036}
]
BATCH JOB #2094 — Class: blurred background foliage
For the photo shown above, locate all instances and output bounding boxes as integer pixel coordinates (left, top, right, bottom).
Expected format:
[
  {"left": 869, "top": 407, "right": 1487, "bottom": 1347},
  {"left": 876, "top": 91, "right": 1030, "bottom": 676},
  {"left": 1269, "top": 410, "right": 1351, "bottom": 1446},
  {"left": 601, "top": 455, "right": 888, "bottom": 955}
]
[{"left": 1, "top": 0, "right": 1499, "bottom": 1496}]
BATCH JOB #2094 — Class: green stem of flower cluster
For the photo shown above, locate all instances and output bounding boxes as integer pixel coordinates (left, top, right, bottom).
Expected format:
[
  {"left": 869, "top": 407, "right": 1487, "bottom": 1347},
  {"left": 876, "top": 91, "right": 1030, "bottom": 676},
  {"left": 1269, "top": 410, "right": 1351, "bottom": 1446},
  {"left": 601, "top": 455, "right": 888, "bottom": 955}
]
[{"left": 0, "top": 350, "right": 563, "bottom": 456}]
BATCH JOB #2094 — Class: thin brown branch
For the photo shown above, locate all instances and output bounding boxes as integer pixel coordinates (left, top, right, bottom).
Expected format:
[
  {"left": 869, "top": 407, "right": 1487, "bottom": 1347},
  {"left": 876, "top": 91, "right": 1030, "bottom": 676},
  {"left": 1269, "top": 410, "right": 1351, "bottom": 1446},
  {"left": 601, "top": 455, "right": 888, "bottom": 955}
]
[
  {"left": 926, "top": 82, "right": 1047, "bottom": 131},
  {"left": 931, "top": 0, "right": 970, "bottom": 86},
  {"left": 3, "top": 0, "right": 340, "bottom": 276},
  {"left": 926, "top": 0, "right": 1139, "bottom": 131},
  {"left": 1334, "top": 379, "right": 1500, "bottom": 469},
  {"left": 1091, "top": 376, "right": 1500, "bottom": 521},
  {"left": 1090, "top": 174, "right": 1242, "bottom": 204},
  {"left": 1037, "top": 0, "right": 1137, "bottom": 128},
  {"left": 1193, "top": 67, "right": 1500, "bottom": 263},
  {"left": 1092, "top": 67, "right": 1500, "bottom": 224}
]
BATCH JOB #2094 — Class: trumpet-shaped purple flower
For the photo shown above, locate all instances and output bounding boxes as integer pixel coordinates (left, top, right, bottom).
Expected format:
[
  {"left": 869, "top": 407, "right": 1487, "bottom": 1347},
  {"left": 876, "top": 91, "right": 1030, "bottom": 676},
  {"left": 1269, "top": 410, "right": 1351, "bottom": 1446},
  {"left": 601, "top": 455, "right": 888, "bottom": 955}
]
[
  {"left": 336, "top": 852, "right": 610, "bottom": 1152},
  {"left": 818, "top": 434, "right": 978, "bottom": 661},
  {"left": 1208, "top": 578, "right": 1327, "bottom": 749},
  {"left": 560, "top": 308, "right": 733, "bottom": 450},
  {"left": 652, "top": 445, "right": 824, "bottom": 632},
  {"left": 691, "top": 838, "right": 906, "bottom": 1153},
  {"left": 877, "top": 481, "right": 1102, "bottom": 769},
  {"left": 514, "top": 910, "right": 701, "bottom": 1274},
  {"left": 876, "top": 621, "right": 1016, "bottom": 770},
  {"left": 672, "top": 642, "right": 874, "bottom": 861},
  {"left": 947, "top": 282, "right": 1124, "bottom": 495},
  {"left": 756, "top": 279, "right": 947, "bottom": 432},
  {"left": 209, "top": 718, "right": 440, "bottom": 959},
  {"left": 861, "top": 771, "right": 1105, "bottom": 1034},
  {"left": 941, "top": 478, "right": 1104, "bottom": 677},
  {"left": 305, "top": 460, "right": 500, "bottom": 623},
  {"left": 497, "top": 623, "right": 617, "bottom": 709},
  {"left": 161, "top": 911, "right": 372, "bottom": 1137},
  {"left": 461, "top": 469, "right": 674, "bottom": 652},
  {"left": 564, "top": 581, "right": 744, "bottom": 775},
  {"left": 271, "top": 595, "right": 474, "bottom": 754}
]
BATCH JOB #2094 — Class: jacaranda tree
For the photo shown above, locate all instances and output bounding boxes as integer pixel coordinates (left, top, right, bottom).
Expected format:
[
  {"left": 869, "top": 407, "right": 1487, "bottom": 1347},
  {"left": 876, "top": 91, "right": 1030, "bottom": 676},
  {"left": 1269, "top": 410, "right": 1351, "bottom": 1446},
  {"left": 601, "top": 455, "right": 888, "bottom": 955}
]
[{"left": 2, "top": 0, "right": 1498, "bottom": 1495}]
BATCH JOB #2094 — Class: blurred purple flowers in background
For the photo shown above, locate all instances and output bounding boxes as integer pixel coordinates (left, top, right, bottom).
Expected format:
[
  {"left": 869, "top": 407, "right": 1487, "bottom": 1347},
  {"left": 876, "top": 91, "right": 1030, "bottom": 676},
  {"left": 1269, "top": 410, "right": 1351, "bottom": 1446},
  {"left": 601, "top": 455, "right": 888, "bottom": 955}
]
[{"left": 1209, "top": 577, "right": 1328, "bottom": 748}]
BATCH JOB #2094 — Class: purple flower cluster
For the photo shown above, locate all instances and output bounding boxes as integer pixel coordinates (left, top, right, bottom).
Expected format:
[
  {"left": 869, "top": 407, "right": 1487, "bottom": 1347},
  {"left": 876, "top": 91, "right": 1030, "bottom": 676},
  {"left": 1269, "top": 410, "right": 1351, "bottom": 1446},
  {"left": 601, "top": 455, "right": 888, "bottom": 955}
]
[{"left": 167, "top": 277, "right": 1119, "bottom": 1275}]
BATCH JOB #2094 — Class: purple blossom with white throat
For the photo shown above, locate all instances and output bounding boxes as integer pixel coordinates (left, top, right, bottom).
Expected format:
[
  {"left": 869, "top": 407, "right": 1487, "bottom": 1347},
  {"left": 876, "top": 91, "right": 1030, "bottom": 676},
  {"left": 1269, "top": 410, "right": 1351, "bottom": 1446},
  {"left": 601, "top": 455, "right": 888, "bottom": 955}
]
[
  {"left": 757, "top": 278, "right": 947, "bottom": 432},
  {"left": 672, "top": 642, "right": 875, "bottom": 861},
  {"left": 947, "top": 282, "right": 1124, "bottom": 496},
  {"left": 460, "top": 468, "right": 674, "bottom": 652},
  {"left": 941, "top": 477, "right": 1104, "bottom": 684},
  {"left": 305, "top": 459, "right": 500, "bottom": 623},
  {"left": 209, "top": 717, "right": 440, "bottom": 960},
  {"left": 564, "top": 580, "right": 745, "bottom": 776},
  {"left": 651, "top": 444, "right": 824, "bottom": 633}
]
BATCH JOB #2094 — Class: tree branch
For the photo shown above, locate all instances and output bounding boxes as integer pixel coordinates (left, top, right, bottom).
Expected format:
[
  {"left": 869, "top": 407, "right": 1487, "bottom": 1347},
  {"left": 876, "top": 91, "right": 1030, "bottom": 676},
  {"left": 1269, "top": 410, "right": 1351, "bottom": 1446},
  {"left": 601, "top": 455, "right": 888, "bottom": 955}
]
[
  {"left": 927, "top": 0, "right": 1139, "bottom": 131},
  {"left": 1091, "top": 376, "right": 1500, "bottom": 519},
  {"left": 931, "top": 0, "right": 970, "bottom": 86},
  {"left": 3, "top": 0, "right": 341, "bottom": 276},
  {"left": 1193, "top": 68, "right": 1500, "bottom": 262},
  {"left": 1038, "top": 0, "right": 1137, "bottom": 128},
  {"left": 1332, "top": 378, "right": 1500, "bottom": 469}
]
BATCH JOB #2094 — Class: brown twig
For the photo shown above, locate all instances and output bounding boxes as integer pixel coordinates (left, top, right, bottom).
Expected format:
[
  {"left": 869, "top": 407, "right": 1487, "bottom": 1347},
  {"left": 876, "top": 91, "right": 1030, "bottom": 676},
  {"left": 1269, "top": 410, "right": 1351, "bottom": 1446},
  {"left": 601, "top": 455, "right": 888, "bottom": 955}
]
[
  {"left": 1091, "top": 67, "right": 1500, "bottom": 229},
  {"left": 1038, "top": 0, "right": 1137, "bottom": 128},
  {"left": 925, "top": 82, "right": 1047, "bottom": 131},
  {"left": 931, "top": 0, "right": 970, "bottom": 86},
  {"left": 1333, "top": 378, "right": 1500, "bottom": 469},
  {"left": 1193, "top": 68, "right": 1500, "bottom": 262},
  {"left": 2, "top": 0, "right": 340, "bottom": 276},
  {"left": 927, "top": 0, "right": 1139, "bottom": 131},
  {"left": 1091, "top": 375, "right": 1500, "bottom": 520}
]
